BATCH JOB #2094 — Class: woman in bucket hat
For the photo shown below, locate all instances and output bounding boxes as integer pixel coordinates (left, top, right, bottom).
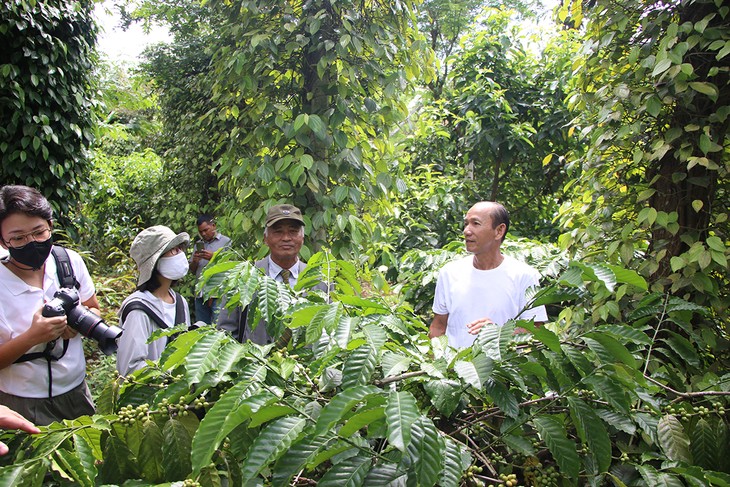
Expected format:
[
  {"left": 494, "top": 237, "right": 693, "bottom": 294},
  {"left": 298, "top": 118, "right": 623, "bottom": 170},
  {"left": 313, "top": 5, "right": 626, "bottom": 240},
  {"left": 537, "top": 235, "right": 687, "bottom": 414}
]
[{"left": 116, "top": 226, "right": 191, "bottom": 376}]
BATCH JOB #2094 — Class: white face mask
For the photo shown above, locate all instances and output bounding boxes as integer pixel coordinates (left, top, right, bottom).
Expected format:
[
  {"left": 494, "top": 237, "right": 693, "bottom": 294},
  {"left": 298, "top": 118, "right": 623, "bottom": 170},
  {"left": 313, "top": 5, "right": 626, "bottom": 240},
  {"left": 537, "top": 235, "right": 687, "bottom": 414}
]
[{"left": 156, "top": 252, "right": 189, "bottom": 280}]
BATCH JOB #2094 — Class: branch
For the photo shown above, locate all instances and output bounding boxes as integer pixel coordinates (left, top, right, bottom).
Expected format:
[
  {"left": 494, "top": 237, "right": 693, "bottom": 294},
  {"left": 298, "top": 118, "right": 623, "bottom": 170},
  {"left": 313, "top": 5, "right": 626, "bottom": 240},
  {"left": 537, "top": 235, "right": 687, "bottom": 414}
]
[
  {"left": 373, "top": 370, "right": 427, "bottom": 386},
  {"left": 645, "top": 375, "right": 730, "bottom": 400}
]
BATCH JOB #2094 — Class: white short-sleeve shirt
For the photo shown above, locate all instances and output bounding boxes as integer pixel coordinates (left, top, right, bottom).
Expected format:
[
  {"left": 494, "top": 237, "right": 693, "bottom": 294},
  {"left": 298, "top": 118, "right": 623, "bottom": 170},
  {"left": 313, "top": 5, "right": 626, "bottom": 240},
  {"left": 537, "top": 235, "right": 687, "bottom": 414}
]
[
  {"left": 0, "top": 248, "right": 96, "bottom": 397},
  {"left": 433, "top": 254, "right": 548, "bottom": 348}
]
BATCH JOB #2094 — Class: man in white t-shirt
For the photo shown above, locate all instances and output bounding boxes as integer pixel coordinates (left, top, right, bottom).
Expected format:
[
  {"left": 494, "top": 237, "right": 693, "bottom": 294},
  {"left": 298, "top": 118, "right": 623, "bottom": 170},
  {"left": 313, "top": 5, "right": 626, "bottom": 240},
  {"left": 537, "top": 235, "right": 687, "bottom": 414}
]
[{"left": 430, "top": 201, "right": 548, "bottom": 348}]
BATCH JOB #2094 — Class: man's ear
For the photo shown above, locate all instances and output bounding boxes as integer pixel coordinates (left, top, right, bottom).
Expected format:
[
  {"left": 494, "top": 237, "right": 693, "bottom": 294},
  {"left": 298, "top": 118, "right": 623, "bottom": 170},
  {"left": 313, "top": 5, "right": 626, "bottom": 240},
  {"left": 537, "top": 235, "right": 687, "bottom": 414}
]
[{"left": 496, "top": 223, "right": 507, "bottom": 240}]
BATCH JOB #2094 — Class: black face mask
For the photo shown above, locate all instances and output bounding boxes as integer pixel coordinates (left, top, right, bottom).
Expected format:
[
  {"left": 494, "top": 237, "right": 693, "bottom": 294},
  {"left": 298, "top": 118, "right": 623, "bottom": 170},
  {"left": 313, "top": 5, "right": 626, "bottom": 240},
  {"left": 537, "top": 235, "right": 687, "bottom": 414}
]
[{"left": 8, "top": 236, "right": 53, "bottom": 270}]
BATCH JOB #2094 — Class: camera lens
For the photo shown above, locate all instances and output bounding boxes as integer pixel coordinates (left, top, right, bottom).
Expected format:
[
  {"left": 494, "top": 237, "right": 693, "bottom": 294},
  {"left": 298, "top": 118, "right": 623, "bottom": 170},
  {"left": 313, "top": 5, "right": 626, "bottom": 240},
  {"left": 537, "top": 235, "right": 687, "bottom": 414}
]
[{"left": 66, "top": 306, "right": 122, "bottom": 355}]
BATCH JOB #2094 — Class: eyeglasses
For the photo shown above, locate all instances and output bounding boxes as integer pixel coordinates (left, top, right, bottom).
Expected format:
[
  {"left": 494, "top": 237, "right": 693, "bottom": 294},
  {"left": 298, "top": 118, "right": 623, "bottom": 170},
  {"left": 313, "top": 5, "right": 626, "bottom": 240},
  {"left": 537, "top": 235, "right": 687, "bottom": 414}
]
[{"left": 4, "top": 228, "right": 52, "bottom": 249}]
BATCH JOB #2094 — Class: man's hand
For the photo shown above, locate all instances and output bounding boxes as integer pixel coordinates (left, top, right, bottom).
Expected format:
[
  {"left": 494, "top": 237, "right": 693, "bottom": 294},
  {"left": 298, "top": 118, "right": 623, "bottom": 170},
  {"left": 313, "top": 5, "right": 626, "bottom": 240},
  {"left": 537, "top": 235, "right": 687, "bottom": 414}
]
[
  {"left": 466, "top": 317, "right": 495, "bottom": 335},
  {"left": 0, "top": 405, "right": 40, "bottom": 456},
  {"left": 195, "top": 249, "right": 213, "bottom": 261}
]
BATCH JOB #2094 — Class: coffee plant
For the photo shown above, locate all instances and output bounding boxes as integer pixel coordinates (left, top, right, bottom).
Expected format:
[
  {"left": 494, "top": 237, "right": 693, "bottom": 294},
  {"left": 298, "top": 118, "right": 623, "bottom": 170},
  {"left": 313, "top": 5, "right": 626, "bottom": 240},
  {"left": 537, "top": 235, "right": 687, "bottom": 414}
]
[{"left": 1, "top": 249, "right": 728, "bottom": 486}]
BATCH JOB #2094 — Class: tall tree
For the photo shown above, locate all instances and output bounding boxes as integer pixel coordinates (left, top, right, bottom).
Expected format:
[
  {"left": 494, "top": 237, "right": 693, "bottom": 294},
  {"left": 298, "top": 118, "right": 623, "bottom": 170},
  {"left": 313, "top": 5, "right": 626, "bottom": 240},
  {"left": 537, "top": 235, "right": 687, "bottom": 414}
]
[
  {"left": 404, "top": 8, "right": 577, "bottom": 240},
  {"left": 559, "top": 0, "right": 730, "bottom": 311},
  {"left": 0, "top": 0, "right": 98, "bottom": 230},
  {"left": 199, "top": 0, "right": 431, "bottom": 258}
]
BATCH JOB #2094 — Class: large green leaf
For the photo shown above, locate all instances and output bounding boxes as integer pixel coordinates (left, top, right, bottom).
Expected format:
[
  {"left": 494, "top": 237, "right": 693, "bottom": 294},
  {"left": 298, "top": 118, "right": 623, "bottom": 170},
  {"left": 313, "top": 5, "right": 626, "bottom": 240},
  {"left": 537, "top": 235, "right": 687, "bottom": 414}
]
[
  {"left": 583, "top": 374, "right": 631, "bottom": 414},
  {"left": 575, "top": 262, "right": 617, "bottom": 292},
  {"left": 0, "top": 459, "right": 48, "bottom": 487},
  {"left": 484, "top": 377, "right": 519, "bottom": 418},
  {"left": 162, "top": 418, "right": 193, "bottom": 480},
  {"left": 381, "top": 351, "right": 411, "bottom": 378},
  {"left": 258, "top": 277, "right": 287, "bottom": 338},
  {"left": 583, "top": 333, "right": 637, "bottom": 369},
  {"left": 315, "top": 385, "right": 381, "bottom": 435},
  {"left": 658, "top": 415, "right": 692, "bottom": 464},
  {"left": 474, "top": 322, "right": 514, "bottom": 360},
  {"left": 660, "top": 331, "right": 700, "bottom": 369},
  {"left": 99, "top": 435, "right": 139, "bottom": 483},
  {"left": 191, "top": 363, "right": 267, "bottom": 474},
  {"left": 52, "top": 449, "right": 93, "bottom": 487},
  {"left": 604, "top": 264, "right": 648, "bottom": 290},
  {"left": 240, "top": 415, "right": 308, "bottom": 484},
  {"left": 423, "top": 379, "right": 462, "bottom": 417},
  {"left": 306, "top": 303, "right": 342, "bottom": 344},
  {"left": 454, "top": 353, "right": 493, "bottom": 389},
  {"left": 138, "top": 419, "right": 164, "bottom": 483},
  {"left": 364, "top": 462, "right": 408, "bottom": 486},
  {"left": 71, "top": 432, "right": 98, "bottom": 481},
  {"left": 341, "top": 343, "right": 377, "bottom": 389},
  {"left": 340, "top": 406, "right": 386, "bottom": 437},
  {"left": 317, "top": 453, "right": 372, "bottom": 487},
  {"left": 598, "top": 324, "right": 652, "bottom": 345},
  {"left": 440, "top": 436, "right": 469, "bottom": 487},
  {"left": 533, "top": 415, "right": 580, "bottom": 479},
  {"left": 566, "top": 397, "right": 611, "bottom": 473},
  {"left": 405, "top": 417, "right": 443, "bottom": 486},
  {"left": 690, "top": 418, "right": 719, "bottom": 470},
  {"left": 271, "top": 430, "right": 336, "bottom": 487},
  {"left": 184, "top": 331, "right": 229, "bottom": 385},
  {"left": 206, "top": 339, "right": 248, "bottom": 384},
  {"left": 363, "top": 322, "right": 388, "bottom": 350},
  {"left": 637, "top": 464, "right": 685, "bottom": 487},
  {"left": 385, "top": 390, "right": 419, "bottom": 451},
  {"left": 159, "top": 327, "right": 212, "bottom": 370}
]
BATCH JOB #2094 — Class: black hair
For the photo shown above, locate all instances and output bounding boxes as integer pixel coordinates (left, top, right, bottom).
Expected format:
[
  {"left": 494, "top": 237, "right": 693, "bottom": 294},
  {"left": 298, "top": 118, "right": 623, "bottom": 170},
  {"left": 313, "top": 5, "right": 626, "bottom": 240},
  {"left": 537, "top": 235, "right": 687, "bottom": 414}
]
[
  {"left": 0, "top": 185, "right": 53, "bottom": 243},
  {"left": 138, "top": 269, "right": 161, "bottom": 292},
  {"left": 0, "top": 185, "right": 53, "bottom": 226},
  {"left": 488, "top": 202, "right": 510, "bottom": 242},
  {"left": 196, "top": 214, "right": 215, "bottom": 226}
]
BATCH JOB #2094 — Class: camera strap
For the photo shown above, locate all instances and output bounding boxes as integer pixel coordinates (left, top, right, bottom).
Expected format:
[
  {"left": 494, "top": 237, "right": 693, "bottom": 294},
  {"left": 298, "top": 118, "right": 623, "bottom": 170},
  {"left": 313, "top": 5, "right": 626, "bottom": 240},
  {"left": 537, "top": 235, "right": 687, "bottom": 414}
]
[
  {"left": 51, "top": 246, "right": 80, "bottom": 290},
  {"left": 14, "top": 339, "right": 70, "bottom": 399}
]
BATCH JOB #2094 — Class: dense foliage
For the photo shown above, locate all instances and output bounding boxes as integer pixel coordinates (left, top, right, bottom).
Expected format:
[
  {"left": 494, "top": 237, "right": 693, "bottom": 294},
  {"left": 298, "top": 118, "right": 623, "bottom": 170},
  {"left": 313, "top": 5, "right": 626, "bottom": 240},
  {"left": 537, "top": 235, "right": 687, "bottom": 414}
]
[
  {"left": 1, "top": 0, "right": 729, "bottom": 486},
  {"left": 2, "top": 249, "right": 728, "bottom": 486},
  {"left": 0, "top": 0, "right": 97, "bottom": 233},
  {"left": 558, "top": 0, "right": 730, "bottom": 310}
]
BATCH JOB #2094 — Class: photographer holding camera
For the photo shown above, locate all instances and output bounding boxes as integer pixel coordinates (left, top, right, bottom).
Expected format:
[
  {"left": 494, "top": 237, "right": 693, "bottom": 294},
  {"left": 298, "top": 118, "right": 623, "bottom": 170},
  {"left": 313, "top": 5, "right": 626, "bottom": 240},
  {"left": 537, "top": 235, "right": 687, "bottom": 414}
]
[{"left": 0, "top": 185, "right": 98, "bottom": 425}]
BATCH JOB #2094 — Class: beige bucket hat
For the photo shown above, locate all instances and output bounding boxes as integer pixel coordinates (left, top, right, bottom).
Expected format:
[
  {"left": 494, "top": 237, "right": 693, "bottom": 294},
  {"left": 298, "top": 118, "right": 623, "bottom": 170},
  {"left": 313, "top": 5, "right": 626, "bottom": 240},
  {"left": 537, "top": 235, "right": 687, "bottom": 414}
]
[{"left": 130, "top": 225, "right": 190, "bottom": 286}]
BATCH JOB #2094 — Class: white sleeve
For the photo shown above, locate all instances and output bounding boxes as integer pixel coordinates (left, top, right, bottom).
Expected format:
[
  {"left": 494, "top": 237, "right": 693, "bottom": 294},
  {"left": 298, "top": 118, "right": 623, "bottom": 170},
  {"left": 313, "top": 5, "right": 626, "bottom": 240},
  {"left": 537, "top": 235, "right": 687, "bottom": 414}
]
[
  {"left": 432, "top": 268, "right": 450, "bottom": 315},
  {"left": 117, "top": 310, "right": 156, "bottom": 375}
]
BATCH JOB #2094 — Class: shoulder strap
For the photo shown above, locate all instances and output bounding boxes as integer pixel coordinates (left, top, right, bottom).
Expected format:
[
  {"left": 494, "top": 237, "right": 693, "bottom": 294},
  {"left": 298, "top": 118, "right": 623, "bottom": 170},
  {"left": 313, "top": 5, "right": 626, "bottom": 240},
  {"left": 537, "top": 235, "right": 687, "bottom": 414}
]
[
  {"left": 51, "top": 246, "right": 79, "bottom": 289},
  {"left": 173, "top": 291, "right": 185, "bottom": 327},
  {"left": 120, "top": 301, "right": 169, "bottom": 329}
]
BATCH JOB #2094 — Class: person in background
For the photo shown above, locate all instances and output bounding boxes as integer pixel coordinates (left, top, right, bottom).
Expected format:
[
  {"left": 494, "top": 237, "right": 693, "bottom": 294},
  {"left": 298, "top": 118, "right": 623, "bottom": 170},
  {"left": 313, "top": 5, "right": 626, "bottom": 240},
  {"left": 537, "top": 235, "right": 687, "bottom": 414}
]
[
  {"left": 0, "top": 404, "right": 40, "bottom": 455},
  {"left": 117, "top": 226, "right": 191, "bottom": 375},
  {"left": 429, "top": 201, "right": 548, "bottom": 348},
  {"left": 217, "top": 204, "right": 327, "bottom": 344},
  {"left": 0, "top": 185, "right": 98, "bottom": 425},
  {"left": 189, "top": 214, "right": 231, "bottom": 324}
]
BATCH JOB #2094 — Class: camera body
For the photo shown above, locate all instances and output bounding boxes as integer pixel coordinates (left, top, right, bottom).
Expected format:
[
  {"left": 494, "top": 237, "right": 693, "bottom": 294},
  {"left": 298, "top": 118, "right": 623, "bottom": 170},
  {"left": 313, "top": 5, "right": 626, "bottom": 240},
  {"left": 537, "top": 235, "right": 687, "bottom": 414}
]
[{"left": 42, "top": 287, "right": 122, "bottom": 355}]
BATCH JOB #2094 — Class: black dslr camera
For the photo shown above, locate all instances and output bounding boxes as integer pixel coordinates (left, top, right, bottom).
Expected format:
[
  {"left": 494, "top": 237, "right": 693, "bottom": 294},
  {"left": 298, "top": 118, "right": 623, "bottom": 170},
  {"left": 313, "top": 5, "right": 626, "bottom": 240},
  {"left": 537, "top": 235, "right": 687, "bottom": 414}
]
[{"left": 42, "top": 287, "right": 122, "bottom": 355}]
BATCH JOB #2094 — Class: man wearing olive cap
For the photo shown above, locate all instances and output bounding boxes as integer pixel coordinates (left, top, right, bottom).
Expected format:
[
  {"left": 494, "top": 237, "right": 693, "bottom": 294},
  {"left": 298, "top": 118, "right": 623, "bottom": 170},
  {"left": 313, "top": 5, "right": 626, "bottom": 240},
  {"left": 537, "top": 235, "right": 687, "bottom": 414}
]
[{"left": 217, "top": 204, "right": 326, "bottom": 344}]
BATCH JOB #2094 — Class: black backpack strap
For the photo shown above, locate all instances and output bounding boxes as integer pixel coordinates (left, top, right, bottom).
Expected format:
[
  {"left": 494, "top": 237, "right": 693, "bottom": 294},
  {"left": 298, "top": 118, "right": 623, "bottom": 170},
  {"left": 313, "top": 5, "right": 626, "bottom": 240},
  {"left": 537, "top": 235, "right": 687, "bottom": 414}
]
[
  {"left": 51, "top": 246, "right": 79, "bottom": 289},
  {"left": 173, "top": 291, "right": 185, "bottom": 327},
  {"left": 120, "top": 301, "right": 169, "bottom": 329}
]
